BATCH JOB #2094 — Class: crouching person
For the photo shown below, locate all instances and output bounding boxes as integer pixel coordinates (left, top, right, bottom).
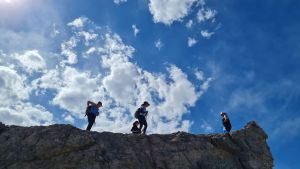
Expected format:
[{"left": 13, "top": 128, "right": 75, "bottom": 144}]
[{"left": 131, "top": 121, "right": 141, "bottom": 134}]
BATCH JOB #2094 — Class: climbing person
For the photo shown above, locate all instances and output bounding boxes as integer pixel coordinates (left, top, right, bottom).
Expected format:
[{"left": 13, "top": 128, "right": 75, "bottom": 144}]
[
  {"left": 220, "top": 112, "right": 232, "bottom": 133},
  {"left": 134, "top": 101, "right": 150, "bottom": 135},
  {"left": 131, "top": 121, "right": 141, "bottom": 134},
  {"left": 85, "top": 100, "right": 102, "bottom": 131}
]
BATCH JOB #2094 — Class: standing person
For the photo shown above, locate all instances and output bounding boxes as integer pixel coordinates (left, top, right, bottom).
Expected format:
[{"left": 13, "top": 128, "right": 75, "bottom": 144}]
[
  {"left": 86, "top": 100, "right": 102, "bottom": 131},
  {"left": 220, "top": 112, "right": 232, "bottom": 133},
  {"left": 131, "top": 121, "right": 141, "bottom": 134},
  {"left": 135, "top": 101, "right": 150, "bottom": 135}
]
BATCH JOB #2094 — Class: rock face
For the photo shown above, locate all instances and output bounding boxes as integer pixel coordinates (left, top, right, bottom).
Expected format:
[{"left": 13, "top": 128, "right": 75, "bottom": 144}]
[{"left": 0, "top": 121, "right": 273, "bottom": 169}]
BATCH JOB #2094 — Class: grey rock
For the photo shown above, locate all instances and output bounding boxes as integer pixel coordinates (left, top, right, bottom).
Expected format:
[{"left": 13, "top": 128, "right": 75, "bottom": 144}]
[{"left": 0, "top": 121, "right": 273, "bottom": 169}]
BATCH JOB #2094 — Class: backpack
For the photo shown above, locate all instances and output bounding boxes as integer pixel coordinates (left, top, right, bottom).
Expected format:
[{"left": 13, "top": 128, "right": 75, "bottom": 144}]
[
  {"left": 134, "top": 108, "right": 141, "bottom": 119},
  {"left": 85, "top": 106, "right": 92, "bottom": 116}
]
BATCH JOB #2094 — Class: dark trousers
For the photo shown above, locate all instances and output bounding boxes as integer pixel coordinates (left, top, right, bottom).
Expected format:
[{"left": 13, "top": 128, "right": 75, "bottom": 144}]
[
  {"left": 138, "top": 116, "right": 147, "bottom": 134},
  {"left": 86, "top": 114, "right": 96, "bottom": 131}
]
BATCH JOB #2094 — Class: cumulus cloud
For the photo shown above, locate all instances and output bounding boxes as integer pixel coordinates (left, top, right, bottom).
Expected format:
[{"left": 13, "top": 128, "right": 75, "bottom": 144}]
[
  {"left": 0, "top": 103, "right": 53, "bottom": 126},
  {"left": 132, "top": 24, "right": 139, "bottom": 37},
  {"left": 155, "top": 39, "right": 163, "bottom": 50},
  {"left": 0, "top": 66, "right": 31, "bottom": 105},
  {"left": 201, "top": 30, "right": 215, "bottom": 39},
  {"left": 188, "top": 37, "right": 197, "bottom": 47},
  {"left": 149, "top": 0, "right": 197, "bottom": 25},
  {"left": 51, "top": 66, "right": 103, "bottom": 116},
  {"left": 13, "top": 50, "right": 47, "bottom": 73},
  {"left": 0, "top": 56, "right": 54, "bottom": 126}
]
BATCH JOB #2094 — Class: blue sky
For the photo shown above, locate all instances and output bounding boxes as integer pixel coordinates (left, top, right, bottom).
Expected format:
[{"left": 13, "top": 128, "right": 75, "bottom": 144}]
[{"left": 0, "top": 0, "right": 299, "bottom": 168}]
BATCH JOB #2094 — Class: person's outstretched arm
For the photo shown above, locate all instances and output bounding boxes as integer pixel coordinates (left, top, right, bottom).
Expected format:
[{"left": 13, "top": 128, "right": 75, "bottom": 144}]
[{"left": 87, "top": 101, "right": 96, "bottom": 106}]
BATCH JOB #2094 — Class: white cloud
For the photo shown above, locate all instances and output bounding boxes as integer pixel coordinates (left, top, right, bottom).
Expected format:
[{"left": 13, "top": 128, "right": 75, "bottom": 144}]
[
  {"left": 201, "top": 30, "right": 215, "bottom": 39},
  {"left": 0, "top": 66, "right": 31, "bottom": 105},
  {"left": 149, "top": 0, "right": 197, "bottom": 25},
  {"left": 188, "top": 37, "right": 197, "bottom": 47},
  {"left": 113, "top": 0, "right": 127, "bottom": 5},
  {"left": 13, "top": 50, "right": 47, "bottom": 73},
  {"left": 197, "top": 8, "right": 217, "bottom": 23},
  {"left": 67, "top": 17, "right": 88, "bottom": 28},
  {"left": 32, "top": 69, "right": 62, "bottom": 90},
  {"left": 186, "top": 19, "right": 193, "bottom": 28},
  {"left": 132, "top": 24, "right": 140, "bottom": 37},
  {"left": 51, "top": 66, "right": 103, "bottom": 117},
  {"left": 86, "top": 47, "right": 97, "bottom": 55},
  {"left": 77, "top": 31, "right": 98, "bottom": 46},
  {"left": 0, "top": 102, "right": 53, "bottom": 126},
  {"left": 60, "top": 37, "right": 78, "bottom": 65},
  {"left": 63, "top": 114, "right": 75, "bottom": 124},
  {"left": 200, "top": 77, "right": 213, "bottom": 91},
  {"left": 0, "top": 51, "right": 56, "bottom": 126},
  {"left": 195, "top": 69, "right": 205, "bottom": 81},
  {"left": 155, "top": 39, "right": 163, "bottom": 50}
]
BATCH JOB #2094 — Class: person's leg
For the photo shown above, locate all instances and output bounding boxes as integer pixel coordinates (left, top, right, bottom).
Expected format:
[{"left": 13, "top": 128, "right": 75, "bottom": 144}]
[
  {"left": 138, "top": 116, "right": 144, "bottom": 132},
  {"left": 86, "top": 122, "right": 93, "bottom": 131},
  {"left": 86, "top": 115, "right": 95, "bottom": 131},
  {"left": 143, "top": 120, "right": 147, "bottom": 134}
]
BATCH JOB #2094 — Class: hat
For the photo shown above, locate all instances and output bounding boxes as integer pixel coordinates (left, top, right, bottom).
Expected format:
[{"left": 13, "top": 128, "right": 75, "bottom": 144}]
[
  {"left": 142, "top": 101, "right": 150, "bottom": 106},
  {"left": 220, "top": 112, "right": 227, "bottom": 116}
]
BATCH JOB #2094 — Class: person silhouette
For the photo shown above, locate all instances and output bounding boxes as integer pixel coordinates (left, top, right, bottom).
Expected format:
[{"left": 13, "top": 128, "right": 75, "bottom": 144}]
[
  {"left": 85, "top": 101, "right": 102, "bottom": 131},
  {"left": 220, "top": 112, "right": 232, "bottom": 133},
  {"left": 135, "top": 101, "right": 150, "bottom": 135}
]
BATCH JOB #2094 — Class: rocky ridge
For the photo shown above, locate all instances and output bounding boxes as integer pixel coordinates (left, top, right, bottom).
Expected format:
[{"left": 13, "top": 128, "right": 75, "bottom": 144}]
[{"left": 0, "top": 121, "right": 273, "bottom": 169}]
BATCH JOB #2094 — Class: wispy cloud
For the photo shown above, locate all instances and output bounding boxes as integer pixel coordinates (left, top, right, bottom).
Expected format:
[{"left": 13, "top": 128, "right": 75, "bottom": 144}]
[
  {"left": 155, "top": 39, "right": 164, "bottom": 50},
  {"left": 200, "top": 120, "right": 214, "bottom": 133},
  {"left": 113, "top": 0, "right": 127, "bottom": 5},
  {"left": 186, "top": 19, "right": 193, "bottom": 29},
  {"left": 197, "top": 8, "right": 217, "bottom": 23},
  {"left": 201, "top": 30, "right": 215, "bottom": 39},
  {"left": 271, "top": 117, "right": 300, "bottom": 144},
  {"left": 132, "top": 24, "right": 140, "bottom": 37}
]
